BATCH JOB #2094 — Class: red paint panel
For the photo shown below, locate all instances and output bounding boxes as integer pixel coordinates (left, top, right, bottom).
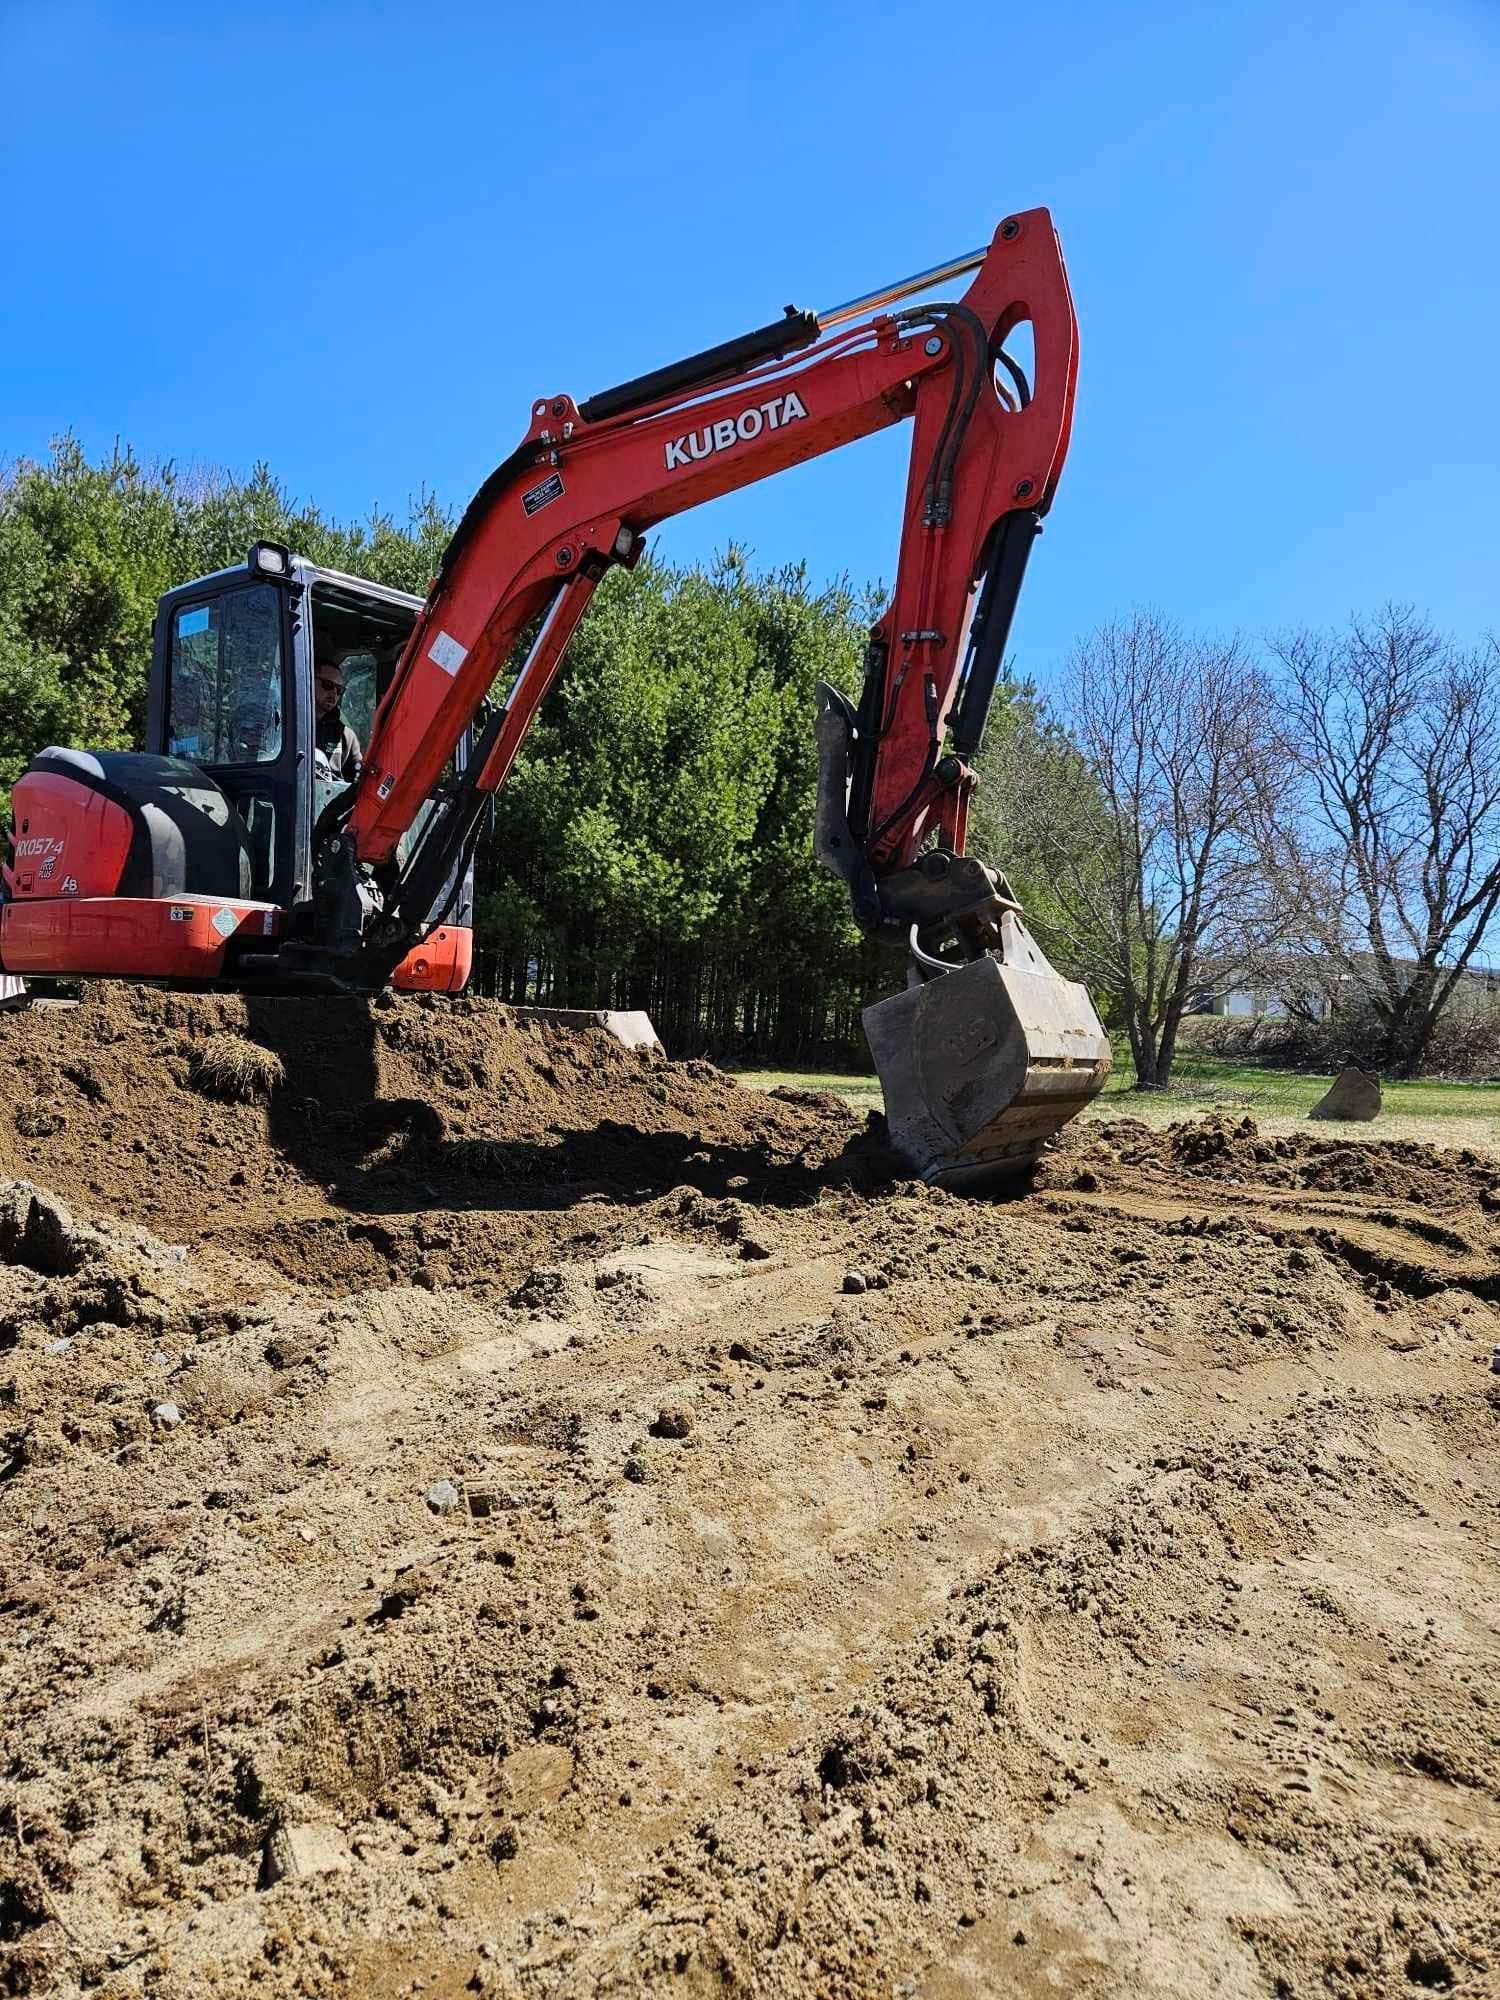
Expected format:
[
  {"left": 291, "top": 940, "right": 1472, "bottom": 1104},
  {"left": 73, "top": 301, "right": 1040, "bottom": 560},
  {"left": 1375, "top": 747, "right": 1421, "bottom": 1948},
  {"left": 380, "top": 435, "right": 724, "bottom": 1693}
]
[
  {"left": 391, "top": 926, "right": 473, "bottom": 994},
  {"left": 0, "top": 897, "right": 281, "bottom": 977},
  {"left": 5, "top": 769, "right": 134, "bottom": 899}
]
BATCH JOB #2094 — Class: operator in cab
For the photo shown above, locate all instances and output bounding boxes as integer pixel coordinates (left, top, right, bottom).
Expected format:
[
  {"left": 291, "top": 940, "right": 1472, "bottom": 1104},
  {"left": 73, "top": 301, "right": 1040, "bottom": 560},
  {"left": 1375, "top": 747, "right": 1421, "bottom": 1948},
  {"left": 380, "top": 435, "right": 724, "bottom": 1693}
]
[{"left": 315, "top": 657, "right": 362, "bottom": 785}]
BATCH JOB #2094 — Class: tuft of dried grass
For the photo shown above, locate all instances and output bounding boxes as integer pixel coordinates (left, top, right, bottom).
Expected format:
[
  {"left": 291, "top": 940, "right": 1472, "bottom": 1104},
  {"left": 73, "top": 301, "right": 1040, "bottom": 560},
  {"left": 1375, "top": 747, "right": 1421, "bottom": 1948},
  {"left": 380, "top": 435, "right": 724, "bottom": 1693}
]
[
  {"left": 14, "top": 1101, "right": 66, "bottom": 1139},
  {"left": 188, "top": 1034, "right": 285, "bottom": 1104}
]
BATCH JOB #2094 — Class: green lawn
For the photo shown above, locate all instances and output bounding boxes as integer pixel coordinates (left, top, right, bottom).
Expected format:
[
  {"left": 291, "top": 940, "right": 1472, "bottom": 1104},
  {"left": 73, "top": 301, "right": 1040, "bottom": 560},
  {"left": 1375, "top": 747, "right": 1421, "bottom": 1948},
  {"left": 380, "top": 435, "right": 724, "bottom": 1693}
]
[{"left": 736, "top": 1048, "right": 1500, "bottom": 1155}]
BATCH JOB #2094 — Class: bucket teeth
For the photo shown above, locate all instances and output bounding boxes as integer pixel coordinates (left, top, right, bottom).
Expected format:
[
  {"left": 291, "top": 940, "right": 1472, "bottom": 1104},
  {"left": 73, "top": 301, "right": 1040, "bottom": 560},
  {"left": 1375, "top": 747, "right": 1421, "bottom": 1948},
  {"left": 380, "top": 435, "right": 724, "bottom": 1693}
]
[{"left": 863, "top": 915, "right": 1110, "bottom": 1188}]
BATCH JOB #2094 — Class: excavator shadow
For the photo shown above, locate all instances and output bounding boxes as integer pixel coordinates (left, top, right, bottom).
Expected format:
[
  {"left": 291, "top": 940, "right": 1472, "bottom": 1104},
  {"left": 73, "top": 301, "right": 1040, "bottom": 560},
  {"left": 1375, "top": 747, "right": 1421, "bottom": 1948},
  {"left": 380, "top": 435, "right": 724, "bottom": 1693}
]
[
  {"left": 320, "top": 1130, "right": 869, "bottom": 1218},
  {"left": 240, "top": 996, "right": 875, "bottom": 1217}
]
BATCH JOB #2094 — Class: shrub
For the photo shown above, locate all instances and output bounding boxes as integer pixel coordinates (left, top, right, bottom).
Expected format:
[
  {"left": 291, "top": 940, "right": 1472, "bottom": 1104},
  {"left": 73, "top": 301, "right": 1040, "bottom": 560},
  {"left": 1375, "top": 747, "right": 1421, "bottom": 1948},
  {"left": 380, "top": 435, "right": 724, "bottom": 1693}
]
[{"left": 1178, "top": 1007, "right": 1500, "bottom": 1081}]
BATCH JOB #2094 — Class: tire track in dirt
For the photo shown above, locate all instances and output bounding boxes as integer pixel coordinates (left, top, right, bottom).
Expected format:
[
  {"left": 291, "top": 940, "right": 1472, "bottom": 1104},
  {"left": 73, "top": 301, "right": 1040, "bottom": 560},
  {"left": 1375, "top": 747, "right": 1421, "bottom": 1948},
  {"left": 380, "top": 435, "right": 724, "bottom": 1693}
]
[{"left": 1052, "top": 1184, "right": 1500, "bottom": 1301}]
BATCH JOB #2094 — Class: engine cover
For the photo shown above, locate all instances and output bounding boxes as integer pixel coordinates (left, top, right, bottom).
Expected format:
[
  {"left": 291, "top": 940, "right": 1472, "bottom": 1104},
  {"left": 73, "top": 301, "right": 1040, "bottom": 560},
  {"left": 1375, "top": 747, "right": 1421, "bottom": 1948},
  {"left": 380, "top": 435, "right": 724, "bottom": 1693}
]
[{"left": 5, "top": 749, "right": 251, "bottom": 902}]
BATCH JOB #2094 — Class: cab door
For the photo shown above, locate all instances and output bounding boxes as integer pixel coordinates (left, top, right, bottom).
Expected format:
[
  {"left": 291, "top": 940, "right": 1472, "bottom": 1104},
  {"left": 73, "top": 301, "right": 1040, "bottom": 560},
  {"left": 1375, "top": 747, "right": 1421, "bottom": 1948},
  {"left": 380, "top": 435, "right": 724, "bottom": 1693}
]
[{"left": 146, "top": 575, "right": 304, "bottom": 909}]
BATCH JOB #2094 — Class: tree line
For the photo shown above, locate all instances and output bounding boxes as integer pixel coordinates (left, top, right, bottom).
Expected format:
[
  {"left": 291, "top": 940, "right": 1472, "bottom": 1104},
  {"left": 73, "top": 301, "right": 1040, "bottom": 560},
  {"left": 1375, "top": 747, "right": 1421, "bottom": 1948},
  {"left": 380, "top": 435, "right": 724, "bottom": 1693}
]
[
  {"left": 4, "top": 438, "right": 1496, "bottom": 1077},
  {"left": 0, "top": 439, "right": 884, "bottom": 1057},
  {"left": 980, "top": 607, "right": 1500, "bottom": 1081}
]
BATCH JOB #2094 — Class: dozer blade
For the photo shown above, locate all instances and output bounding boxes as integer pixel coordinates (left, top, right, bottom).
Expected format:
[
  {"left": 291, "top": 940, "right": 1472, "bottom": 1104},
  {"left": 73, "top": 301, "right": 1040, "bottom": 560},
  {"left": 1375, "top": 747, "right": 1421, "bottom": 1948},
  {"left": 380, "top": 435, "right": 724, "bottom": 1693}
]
[{"left": 863, "top": 913, "right": 1110, "bottom": 1190}]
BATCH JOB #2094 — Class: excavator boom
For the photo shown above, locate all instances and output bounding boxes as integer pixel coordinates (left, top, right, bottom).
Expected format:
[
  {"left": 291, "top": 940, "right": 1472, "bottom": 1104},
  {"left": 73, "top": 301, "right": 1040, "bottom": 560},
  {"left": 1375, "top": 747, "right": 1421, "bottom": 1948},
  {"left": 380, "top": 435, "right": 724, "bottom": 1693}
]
[
  {"left": 351, "top": 212, "right": 1073, "bottom": 874},
  {"left": 334, "top": 207, "right": 1108, "bottom": 1180}
]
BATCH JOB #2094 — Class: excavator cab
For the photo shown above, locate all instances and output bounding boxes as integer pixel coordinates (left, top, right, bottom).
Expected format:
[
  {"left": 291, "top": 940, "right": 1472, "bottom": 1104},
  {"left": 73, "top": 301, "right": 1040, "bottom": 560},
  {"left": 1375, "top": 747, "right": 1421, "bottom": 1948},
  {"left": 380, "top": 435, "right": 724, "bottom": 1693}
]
[{"left": 0, "top": 544, "right": 474, "bottom": 992}]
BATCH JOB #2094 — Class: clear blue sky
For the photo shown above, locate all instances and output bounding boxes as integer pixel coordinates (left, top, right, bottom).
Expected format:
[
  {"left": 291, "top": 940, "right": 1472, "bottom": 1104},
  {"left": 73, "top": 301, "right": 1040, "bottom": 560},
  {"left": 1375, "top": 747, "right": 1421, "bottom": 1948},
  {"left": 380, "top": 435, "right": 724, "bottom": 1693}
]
[{"left": 3, "top": 0, "right": 1496, "bottom": 680}]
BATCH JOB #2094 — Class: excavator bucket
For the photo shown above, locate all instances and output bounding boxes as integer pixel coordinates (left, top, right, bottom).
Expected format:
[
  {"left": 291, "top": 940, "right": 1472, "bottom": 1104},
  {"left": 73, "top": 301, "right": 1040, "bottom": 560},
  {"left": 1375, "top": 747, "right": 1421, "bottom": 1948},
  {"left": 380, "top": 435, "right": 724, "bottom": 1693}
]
[{"left": 862, "top": 911, "right": 1110, "bottom": 1189}]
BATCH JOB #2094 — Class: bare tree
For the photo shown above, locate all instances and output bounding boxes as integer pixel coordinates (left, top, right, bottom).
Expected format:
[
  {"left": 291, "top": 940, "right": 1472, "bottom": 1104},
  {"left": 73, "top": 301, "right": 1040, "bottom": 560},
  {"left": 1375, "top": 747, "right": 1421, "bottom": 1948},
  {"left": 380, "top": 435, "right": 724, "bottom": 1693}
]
[
  {"left": 983, "top": 613, "right": 1273, "bottom": 1088},
  {"left": 1266, "top": 606, "right": 1500, "bottom": 1075}
]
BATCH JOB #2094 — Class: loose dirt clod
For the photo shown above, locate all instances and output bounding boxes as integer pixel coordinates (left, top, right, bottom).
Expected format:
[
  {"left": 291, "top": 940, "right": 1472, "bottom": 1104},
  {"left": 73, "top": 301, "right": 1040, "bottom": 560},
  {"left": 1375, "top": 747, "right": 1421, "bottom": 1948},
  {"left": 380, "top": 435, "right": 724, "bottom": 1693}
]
[{"left": 0, "top": 987, "right": 1497, "bottom": 1999}]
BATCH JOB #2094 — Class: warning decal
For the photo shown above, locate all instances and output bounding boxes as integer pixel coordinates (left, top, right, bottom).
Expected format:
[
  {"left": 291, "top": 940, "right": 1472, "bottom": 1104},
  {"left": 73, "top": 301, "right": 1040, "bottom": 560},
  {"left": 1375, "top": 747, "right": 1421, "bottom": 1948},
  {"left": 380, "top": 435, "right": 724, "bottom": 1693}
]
[{"left": 429, "top": 630, "right": 468, "bottom": 676}]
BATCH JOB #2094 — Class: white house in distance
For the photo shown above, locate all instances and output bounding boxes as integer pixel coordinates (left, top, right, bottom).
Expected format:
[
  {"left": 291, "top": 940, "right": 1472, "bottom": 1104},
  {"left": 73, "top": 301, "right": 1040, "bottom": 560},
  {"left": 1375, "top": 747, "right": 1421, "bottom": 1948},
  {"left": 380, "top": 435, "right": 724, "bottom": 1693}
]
[{"left": 1198, "top": 954, "right": 1500, "bottom": 1022}]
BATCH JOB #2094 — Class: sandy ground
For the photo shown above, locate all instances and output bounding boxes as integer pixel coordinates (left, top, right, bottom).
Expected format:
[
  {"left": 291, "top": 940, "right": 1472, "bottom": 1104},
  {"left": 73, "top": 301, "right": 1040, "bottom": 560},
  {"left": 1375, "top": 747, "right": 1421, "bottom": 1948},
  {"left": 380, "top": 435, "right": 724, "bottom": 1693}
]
[{"left": 1, "top": 991, "right": 1497, "bottom": 1999}]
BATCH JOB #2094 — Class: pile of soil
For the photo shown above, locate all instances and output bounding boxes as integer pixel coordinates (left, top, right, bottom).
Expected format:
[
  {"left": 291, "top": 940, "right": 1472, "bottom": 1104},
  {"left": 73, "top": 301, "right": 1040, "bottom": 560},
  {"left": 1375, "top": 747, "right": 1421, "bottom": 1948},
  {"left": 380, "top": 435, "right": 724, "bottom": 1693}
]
[
  {"left": 0, "top": 987, "right": 865, "bottom": 1289},
  {"left": 1060, "top": 1112, "right": 1500, "bottom": 1212},
  {"left": 1, "top": 996, "right": 1497, "bottom": 1998}
]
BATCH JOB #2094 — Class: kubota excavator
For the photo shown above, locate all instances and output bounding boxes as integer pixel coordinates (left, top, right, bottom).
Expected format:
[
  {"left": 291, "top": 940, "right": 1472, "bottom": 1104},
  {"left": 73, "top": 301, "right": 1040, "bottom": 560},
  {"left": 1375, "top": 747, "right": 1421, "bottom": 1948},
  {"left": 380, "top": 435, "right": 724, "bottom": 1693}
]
[{"left": 0, "top": 210, "right": 1109, "bottom": 1185}]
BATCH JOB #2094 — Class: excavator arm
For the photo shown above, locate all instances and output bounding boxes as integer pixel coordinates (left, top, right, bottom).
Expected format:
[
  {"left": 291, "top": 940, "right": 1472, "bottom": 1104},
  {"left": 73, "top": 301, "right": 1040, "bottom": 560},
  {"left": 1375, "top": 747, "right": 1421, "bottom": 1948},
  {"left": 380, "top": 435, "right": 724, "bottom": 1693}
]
[{"left": 313, "top": 209, "right": 1109, "bottom": 1181}]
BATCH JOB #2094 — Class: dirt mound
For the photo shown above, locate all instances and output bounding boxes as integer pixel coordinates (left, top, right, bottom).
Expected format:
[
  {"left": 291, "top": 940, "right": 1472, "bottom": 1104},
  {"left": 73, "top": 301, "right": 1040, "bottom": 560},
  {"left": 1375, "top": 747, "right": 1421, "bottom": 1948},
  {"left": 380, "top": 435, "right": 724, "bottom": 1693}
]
[
  {"left": 0, "top": 987, "right": 864, "bottom": 1280},
  {"left": 2, "top": 1021, "right": 1497, "bottom": 1997},
  {"left": 1062, "top": 1112, "right": 1500, "bottom": 1214}
]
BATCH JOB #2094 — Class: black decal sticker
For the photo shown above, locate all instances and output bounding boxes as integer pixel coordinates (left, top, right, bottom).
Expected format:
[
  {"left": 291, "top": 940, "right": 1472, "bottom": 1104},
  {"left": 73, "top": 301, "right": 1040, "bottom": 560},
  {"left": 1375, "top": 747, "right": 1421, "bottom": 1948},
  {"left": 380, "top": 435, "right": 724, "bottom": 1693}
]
[{"left": 522, "top": 472, "right": 565, "bottom": 516}]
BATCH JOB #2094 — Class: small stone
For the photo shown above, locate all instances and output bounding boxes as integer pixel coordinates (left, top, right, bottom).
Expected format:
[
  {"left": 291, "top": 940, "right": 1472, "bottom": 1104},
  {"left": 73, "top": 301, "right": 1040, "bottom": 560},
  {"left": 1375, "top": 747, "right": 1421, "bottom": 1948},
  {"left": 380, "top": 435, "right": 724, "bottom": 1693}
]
[
  {"left": 298, "top": 1526, "right": 317, "bottom": 1544},
  {"left": 261, "top": 1822, "right": 352, "bottom": 1887},
  {"left": 842, "top": 1270, "right": 868, "bottom": 1295},
  {"left": 151, "top": 1401, "right": 183, "bottom": 1428},
  {"left": 149, "top": 1350, "right": 172, "bottom": 1371},
  {"left": 652, "top": 1406, "right": 692, "bottom": 1440},
  {"left": 45, "top": 1337, "right": 72, "bottom": 1357},
  {"left": 623, "top": 1457, "right": 648, "bottom": 1483},
  {"left": 1491, "top": 1346, "right": 1500, "bottom": 1376},
  {"left": 426, "top": 1478, "right": 462, "bottom": 1514}
]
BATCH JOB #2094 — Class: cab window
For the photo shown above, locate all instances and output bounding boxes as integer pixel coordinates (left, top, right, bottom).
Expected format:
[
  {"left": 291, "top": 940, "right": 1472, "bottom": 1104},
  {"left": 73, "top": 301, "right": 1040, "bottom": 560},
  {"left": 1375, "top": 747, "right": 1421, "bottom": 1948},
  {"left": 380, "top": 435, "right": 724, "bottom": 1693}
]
[
  {"left": 168, "top": 585, "right": 284, "bottom": 765},
  {"left": 334, "top": 651, "right": 379, "bottom": 751}
]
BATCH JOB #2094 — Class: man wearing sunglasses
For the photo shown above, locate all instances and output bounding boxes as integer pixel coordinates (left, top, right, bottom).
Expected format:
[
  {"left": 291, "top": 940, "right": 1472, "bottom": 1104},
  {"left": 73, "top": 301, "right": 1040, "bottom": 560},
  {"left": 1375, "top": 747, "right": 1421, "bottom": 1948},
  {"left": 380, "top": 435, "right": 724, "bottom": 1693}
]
[{"left": 314, "top": 657, "right": 363, "bottom": 785}]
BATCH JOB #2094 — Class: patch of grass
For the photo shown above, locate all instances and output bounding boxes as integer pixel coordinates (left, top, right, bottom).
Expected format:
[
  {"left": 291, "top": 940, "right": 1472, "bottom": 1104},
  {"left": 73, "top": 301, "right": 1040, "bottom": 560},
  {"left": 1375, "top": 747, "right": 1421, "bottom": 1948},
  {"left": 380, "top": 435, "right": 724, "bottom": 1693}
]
[
  {"left": 14, "top": 1101, "right": 65, "bottom": 1138},
  {"left": 1100, "top": 1043, "right": 1500, "bottom": 1121},
  {"left": 188, "top": 1033, "right": 285, "bottom": 1104},
  {"left": 735, "top": 1048, "right": 1500, "bottom": 1156}
]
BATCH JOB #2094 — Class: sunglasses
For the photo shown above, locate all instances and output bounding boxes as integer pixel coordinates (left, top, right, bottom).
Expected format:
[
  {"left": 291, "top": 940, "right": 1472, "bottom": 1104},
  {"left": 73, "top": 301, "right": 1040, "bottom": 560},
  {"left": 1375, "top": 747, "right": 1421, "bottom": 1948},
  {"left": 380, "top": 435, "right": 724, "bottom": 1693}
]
[{"left": 316, "top": 675, "right": 345, "bottom": 692}]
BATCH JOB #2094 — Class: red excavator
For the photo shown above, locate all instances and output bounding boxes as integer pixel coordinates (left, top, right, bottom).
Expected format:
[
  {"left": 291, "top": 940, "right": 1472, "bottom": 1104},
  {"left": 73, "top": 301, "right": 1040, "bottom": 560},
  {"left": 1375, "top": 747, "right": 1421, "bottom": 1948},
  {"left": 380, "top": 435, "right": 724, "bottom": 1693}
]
[{"left": 0, "top": 210, "right": 1109, "bottom": 1185}]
